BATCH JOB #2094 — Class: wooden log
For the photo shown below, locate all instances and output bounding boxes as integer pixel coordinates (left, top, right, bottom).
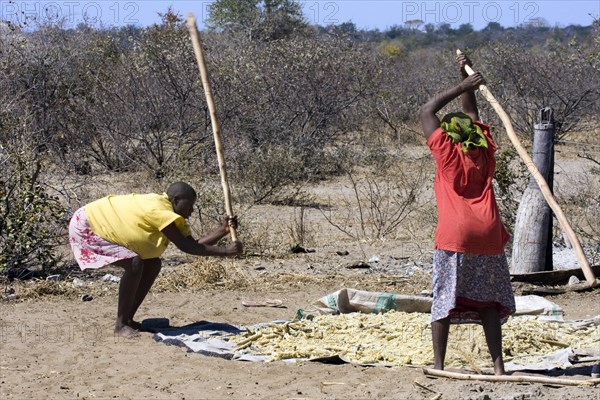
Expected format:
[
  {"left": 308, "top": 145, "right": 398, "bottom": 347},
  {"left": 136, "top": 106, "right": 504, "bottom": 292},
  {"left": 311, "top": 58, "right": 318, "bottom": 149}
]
[
  {"left": 529, "top": 281, "right": 598, "bottom": 295},
  {"left": 511, "top": 265, "right": 600, "bottom": 284},
  {"left": 423, "top": 368, "right": 600, "bottom": 386}
]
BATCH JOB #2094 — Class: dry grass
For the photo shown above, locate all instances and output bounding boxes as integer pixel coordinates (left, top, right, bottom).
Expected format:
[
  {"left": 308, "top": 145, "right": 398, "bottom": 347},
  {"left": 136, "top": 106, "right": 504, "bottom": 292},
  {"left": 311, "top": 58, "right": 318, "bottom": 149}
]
[
  {"left": 1, "top": 258, "right": 431, "bottom": 304},
  {"left": 153, "top": 258, "right": 247, "bottom": 292},
  {"left": 5, "top": 264, "right": 426, "bottom": 298},
  {"left": 154, "top": 259, "right": 432, "bottom": 294},
  {"left": 1, "top": 277, "right": 116, "bottom": 301}
]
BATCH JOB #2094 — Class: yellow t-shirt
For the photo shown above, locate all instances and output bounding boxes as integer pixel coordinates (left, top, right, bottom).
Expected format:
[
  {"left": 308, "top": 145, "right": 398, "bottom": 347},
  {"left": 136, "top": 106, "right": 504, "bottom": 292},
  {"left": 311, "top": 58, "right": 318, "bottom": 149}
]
[{"left": 84, "top": 193, "right": 191, "bottom": 259}]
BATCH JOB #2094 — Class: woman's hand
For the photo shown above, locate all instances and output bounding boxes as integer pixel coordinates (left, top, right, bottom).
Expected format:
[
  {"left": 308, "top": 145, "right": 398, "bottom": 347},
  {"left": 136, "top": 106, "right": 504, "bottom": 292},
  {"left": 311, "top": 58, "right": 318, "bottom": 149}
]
[
  {"left": 222, "top": 215, "right": 238, "bottom": 232},
  {"left": 461, "top": 72, "right": 485, "bottom": 91},
  {"left": 226, "top": 240, "right": 243, "bottom": 255}
]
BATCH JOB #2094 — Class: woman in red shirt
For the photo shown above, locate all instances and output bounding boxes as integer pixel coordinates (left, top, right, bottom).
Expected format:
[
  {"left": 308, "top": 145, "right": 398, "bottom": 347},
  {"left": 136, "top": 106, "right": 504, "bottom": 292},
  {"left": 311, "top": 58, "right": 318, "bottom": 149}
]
[{"left": 419, "top": 54, "right": 516, "bottom": 375}]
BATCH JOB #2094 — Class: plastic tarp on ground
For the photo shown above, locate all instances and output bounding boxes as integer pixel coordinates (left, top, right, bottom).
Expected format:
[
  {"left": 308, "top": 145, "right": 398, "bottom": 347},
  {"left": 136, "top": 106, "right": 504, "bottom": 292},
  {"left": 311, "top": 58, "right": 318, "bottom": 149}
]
[
  {"left": 150, "top": 320, "right": 283, "bottom": 362},
  {"left": 152, "top": 289, "right": 597, "bottom": 371},
  {"left": 311, "top": 288, "right": 565, "bottom": 320}
]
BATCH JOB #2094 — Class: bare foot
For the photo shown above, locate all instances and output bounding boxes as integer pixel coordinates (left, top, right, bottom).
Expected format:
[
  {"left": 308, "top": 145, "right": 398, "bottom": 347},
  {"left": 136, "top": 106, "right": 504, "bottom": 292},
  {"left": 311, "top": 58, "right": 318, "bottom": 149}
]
[
  {"left": 493, "top": 365, "right": 507, "bottom": 375},
  {"left": 114, "top": 324, "right": 141, "bottom": 338},
  {"left": 493, "top": 360, "right": 506, "bottom": 375}
]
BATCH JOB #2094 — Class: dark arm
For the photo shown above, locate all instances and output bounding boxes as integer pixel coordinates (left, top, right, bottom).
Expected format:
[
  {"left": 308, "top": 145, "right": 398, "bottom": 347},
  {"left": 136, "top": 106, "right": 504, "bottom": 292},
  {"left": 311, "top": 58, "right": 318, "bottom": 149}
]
[
  {"left": 419, "top": 72, "right": 485, "bottom": 140},
  {"left": 457, "top": 53, "right": 480, "bottom": 122},
  {"left": 196, "top": 216, "right": 238, "bottom": 246},
  {"left": 197, "top": 228, "right": 227, "bottom": 246},
  {"left": 161, "top": 222, "right": 242, "bottom": 256}
]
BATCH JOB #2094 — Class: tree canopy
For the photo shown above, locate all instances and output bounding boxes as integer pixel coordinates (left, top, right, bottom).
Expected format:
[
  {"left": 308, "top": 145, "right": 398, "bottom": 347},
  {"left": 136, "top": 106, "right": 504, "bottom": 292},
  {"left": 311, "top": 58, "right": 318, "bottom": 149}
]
[{"left": 207, "top": 0, "right": 308, "bottom": 40}]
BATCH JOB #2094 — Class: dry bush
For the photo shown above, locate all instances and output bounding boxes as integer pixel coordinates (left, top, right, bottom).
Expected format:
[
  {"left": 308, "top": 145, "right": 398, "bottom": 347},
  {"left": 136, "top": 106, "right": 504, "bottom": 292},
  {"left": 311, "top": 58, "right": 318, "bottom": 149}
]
[
  {"left": 493, "top": 147, "right": 529, "bottom": 237},
  {"left": 232, "top": 143, "right": 313, "bottom": 205},
  {"left": 241, "top": 214, "right": 292, "bottom": 258},
  {"left": 476, "top": 42, "right": 600, "bottom": 141},
  {"left": 553, "top": 160, "right": 600, "bottom": 264},
  {"left": 287, "top": 207, "right": 315, "bottom": 248},
  {"left": 373, "top": 48, "right": 450, "bottom": 142},
  {"left": 319, "top": 155, "right": 430, "bottom": 241},
  {"left": 209, "top": 33, "right": 382, "bottom": 205}
]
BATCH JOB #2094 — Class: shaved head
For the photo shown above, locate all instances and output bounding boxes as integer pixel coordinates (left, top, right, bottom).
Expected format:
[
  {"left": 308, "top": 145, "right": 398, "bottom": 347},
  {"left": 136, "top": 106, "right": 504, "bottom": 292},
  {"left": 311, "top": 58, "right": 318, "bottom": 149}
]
[{"left": 166, "top": 182, "right": 197, "bottom": 201}]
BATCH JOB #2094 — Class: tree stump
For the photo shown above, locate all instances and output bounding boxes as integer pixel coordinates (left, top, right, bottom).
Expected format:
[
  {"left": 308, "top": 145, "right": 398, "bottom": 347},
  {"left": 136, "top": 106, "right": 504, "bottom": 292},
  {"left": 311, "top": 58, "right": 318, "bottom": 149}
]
[{"left": 511, "top": 108, "right": 555, "bottom": 274}]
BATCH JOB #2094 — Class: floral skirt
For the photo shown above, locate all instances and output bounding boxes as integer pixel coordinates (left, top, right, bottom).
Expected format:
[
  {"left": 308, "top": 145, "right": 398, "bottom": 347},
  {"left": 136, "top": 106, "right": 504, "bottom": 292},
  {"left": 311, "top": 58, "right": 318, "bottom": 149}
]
[
  {"left": 68, "top": 207, "right": 137, "bottom": 270},
  {"left": 431, "top": 250, "right": 516, "bottom": 324}
]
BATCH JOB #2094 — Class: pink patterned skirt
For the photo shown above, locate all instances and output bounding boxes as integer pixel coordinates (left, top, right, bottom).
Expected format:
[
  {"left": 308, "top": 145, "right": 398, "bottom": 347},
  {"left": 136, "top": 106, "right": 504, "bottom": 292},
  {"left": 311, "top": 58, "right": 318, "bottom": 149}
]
[{"left": 68, "top": 207, "right": 138, "bottom": 270}]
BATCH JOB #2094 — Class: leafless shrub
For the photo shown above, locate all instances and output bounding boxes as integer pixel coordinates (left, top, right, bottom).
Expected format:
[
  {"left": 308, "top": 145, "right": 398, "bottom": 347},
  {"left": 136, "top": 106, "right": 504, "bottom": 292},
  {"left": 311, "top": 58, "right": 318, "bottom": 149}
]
[
  {"left": 553, "top": 163, "right": 600, "bottom": 264},
  {"left": 493, "top": 147, "right": 529, "bottom": 236},
  {"left": 319, "top": 156, "right": 429, "bottom": 241},
  {"left": 242, "top": 217, "right": 290, "bottom": 258},
  {"left": 373, "top": 48, "right": 450, "bottom": 142},
  {"left": 205, "top": 32, "right": 382, "bottom": 205},
  {"left": 232, "top": 143, "right": 311, "bottom": 205},
  {"left": 476, "top": 42, "right": 600, "bottom": 141},
  {"left": 287, "top": 207, "right": 314, "bottom": 248}
]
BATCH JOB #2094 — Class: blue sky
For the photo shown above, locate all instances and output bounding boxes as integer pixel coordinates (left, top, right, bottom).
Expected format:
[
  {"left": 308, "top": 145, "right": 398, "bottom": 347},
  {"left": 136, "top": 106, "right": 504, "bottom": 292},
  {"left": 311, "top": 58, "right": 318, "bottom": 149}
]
[{"left": 2, "top": 1, "right": 598, "bottom": 30}]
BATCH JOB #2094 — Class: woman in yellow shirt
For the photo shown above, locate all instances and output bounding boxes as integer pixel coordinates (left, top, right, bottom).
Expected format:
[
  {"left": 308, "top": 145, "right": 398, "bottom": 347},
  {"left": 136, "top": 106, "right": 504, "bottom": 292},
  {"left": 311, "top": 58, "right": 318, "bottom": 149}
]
[{"left": 69, "top": 182, "right": 243, "bottom": 338}]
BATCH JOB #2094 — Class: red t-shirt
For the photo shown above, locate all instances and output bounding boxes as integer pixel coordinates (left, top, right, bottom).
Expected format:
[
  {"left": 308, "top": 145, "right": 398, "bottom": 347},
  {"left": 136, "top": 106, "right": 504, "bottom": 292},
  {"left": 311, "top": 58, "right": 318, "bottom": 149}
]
[{"left": 426, "top": 122, "right": 509, "bottom": 254}]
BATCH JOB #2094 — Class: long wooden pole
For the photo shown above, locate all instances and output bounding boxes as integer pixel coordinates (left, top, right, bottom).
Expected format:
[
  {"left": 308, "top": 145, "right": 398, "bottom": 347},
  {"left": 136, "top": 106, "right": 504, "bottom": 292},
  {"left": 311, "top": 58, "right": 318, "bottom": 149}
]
[
  {"left": 188, "top": 13, "right": 237, "bottom": 242},
  {"left": 423, "top": 368, "right": 600, "bottom": 387},
  {"left": 456, "top": 49, "right": 596, "bottom": 287}
]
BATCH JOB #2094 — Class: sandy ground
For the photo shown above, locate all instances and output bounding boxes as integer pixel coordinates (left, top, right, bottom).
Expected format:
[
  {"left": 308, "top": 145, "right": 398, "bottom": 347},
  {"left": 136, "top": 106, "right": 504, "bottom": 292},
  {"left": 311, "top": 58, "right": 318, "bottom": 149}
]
[
  {"left": 1, "top": 144, "right": 599, "bottom": 399},
  {"left": 1, "top": 267, "right": 599, "bottom": 400}
]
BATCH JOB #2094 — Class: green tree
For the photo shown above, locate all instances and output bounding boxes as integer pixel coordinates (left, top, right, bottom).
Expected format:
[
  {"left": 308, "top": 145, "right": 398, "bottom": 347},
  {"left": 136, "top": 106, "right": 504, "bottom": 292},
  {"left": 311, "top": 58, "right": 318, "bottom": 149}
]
[
  {"left": 482, "top": 22, "right": 503, "bottom": 32},
  {"left": 207, "top": 0, "right": 308, "bottom": 40},
  {"left": 405, "top": 19, "right": 423, "bottom": 31},
  {"left": 0, "top": 147, "right": 67, "bottom": 276},
  {"left": 323, "top": 22, "right": 358, "bottom": 38},
  {"left": 437, "top": 23, "right": 455, "bottom": 36},
  {"left": 457, "top": 23, "right": 474, "bottom": 35}
]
